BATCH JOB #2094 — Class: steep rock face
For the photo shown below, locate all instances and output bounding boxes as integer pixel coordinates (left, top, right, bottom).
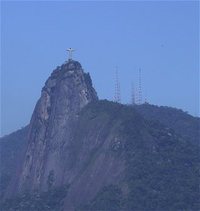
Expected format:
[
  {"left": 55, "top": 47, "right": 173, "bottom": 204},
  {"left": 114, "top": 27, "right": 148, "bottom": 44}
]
[
  {"left": 15, "top": 60, "right": 97, "bottom": 194},
  {"left": 62, "top": 102, "right": 129, "bottom": 209}
]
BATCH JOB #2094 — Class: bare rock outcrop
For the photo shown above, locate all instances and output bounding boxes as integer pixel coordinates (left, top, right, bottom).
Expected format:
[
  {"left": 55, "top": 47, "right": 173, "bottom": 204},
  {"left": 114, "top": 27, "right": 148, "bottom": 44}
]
[{"left": 16, "top": 60, "right": 97, "bottom": 194}]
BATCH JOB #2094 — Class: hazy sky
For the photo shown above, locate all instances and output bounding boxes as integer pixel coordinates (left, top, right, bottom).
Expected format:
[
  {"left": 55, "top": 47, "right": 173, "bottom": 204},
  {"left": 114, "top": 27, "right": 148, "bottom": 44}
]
[{"left": 1, "top": 1, "right": 199, "bottom": 136}]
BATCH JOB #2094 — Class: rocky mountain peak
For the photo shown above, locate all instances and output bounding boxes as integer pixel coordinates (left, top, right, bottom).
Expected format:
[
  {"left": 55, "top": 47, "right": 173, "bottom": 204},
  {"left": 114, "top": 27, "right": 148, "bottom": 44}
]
[
  {"left": 14, "top": 60, "right": 98, "bottom": 193},
  {"left": 63, "top": 59, "right": 82, "bottom": 70},
  {"left": 34, "top": 59, "right": 97, "bottom": 121}
]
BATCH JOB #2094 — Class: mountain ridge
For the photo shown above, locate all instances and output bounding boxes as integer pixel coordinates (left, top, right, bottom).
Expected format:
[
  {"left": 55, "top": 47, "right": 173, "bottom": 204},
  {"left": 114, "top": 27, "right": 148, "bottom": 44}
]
[{"left": 1, "top": 60, "right": 199, "bottom": 210}]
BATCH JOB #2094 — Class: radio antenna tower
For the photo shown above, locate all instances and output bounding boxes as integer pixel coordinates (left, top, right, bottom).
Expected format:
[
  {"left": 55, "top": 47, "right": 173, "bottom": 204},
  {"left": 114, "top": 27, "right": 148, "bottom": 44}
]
[
  {"left": 144, "top": 89, "right": 148, "bottom": 104},
  {"left": 135, "top": 86, "right": 139, "bottom": 105},
  {"left": 131, "top": 82, "right": 136, "bottom": 105},
  {"left": 114, "top": 67, "right": 121, "bottom": 103},
  {"left": 138, "top": 68, "right": 142, "bottom": 105}
]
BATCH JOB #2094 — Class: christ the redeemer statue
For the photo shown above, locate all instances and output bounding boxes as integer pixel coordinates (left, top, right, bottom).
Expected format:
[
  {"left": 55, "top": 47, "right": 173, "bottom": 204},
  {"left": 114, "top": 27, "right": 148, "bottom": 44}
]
[{"left": 67, "top": 48, "right": 75, "bottom": 60}]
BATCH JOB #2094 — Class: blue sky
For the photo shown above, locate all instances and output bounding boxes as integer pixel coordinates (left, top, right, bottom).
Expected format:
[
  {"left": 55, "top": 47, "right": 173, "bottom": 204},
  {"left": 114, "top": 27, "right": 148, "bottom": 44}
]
[{"left": 1, "top": 1, "right": 199, "bottom": 136}]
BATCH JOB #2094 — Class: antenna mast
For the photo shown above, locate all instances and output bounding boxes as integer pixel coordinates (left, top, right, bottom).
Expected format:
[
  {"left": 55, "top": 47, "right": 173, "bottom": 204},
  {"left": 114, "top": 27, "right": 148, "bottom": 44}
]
[
  {"left": 131, "top": 82, "right": 135, "bottom": 105},
  {"left": 138, "top": 68, "right": 142, "bottom": 105},
  {"left": 144, "top": 89, "right": 148, "bottom": 104},
  {"left": 114, "top": 67, "right": 121, "bottom": 103}
]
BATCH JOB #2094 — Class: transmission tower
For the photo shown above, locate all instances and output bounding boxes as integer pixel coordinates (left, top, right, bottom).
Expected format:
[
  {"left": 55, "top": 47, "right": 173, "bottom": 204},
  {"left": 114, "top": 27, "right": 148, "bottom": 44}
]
[
  {"left": 144, "top": 89, "right": 148, "bottom": 104},
  {"left": 131, "top": 82, "right": 136, "bottom": 105},
  {"left": 138, "top": 68, "right": 142, "bottom": 105},
  {"left": 114, "top": 67, "right": 121, "bottom": 103}
]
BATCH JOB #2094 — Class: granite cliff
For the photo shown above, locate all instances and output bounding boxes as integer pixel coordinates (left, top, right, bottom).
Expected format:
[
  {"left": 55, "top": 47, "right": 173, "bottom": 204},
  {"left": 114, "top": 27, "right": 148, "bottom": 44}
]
[
  {"left": 1, "top": 60, "right": 199, "bottom": 211},
  {"left": 13, "top": 60, "right": 97, "bottom": 194}
]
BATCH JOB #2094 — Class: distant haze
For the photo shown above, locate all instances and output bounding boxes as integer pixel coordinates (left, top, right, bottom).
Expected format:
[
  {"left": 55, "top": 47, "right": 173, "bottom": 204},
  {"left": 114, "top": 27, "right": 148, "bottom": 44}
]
[{"left": 1, "top": 1, "right": 199, "bottom": 136}]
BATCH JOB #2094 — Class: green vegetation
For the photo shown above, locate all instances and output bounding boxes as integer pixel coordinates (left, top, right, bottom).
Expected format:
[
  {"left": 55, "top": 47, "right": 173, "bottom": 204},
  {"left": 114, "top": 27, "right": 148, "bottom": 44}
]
[
  {"left": 123, "top": 120, "right": 200, "bottom": 210},
  {"left": 78, "top": 101, "right": 200, "bottom": 211},
  {"left": 0, "top": 126, "right": 29, "bottom": 198},
  {"left": 1, "top": 185, "right": 69, "bottom": 211},
  {"left": 78, "top": 185, "right": 123, "bottom": 211},
  {"left": 135, "top": 103, "right": 200, "bottom": 145},
  {"left": 1, "top": 100, "right": 199, "bottom": 210}
]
